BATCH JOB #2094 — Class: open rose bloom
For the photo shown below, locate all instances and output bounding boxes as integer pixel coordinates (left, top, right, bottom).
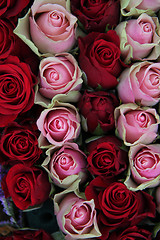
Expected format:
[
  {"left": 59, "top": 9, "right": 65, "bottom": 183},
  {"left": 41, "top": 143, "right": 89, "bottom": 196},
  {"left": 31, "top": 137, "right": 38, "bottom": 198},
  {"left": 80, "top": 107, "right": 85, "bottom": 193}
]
[
  {"left": 115, "top": 103, "right": 160, "bottom": 146},
  {"left": 54, "top": 180, "right": 101, "bottom": 239},
  {"left": 42, "top": 142, "right": 87, "bottom": 188},
  {"left": 14, "top": 0, "right": 77, "bottom": 56},
  {"left": 35, "top": 53, "right": 83, "bottom": 107},
  {"left": 115, "top": 13, "right": 160, "bottom": 63},
  {"left": 117, "top": 61, "right": 160, "bottom": 106},
  {"left": 125, "top": 144, "right": 160, "bottom": 190},
  {"left": 120, "top": 0, "right": 160, "bottom": 17}
]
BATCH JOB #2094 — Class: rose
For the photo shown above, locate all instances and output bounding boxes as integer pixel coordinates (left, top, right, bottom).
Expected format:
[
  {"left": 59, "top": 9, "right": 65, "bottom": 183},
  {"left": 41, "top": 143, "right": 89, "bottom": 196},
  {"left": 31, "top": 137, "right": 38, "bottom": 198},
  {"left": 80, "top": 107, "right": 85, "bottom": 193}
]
[
  {"left": 108, "top": 226, "right": 152, "bottom": 240},
  {"left": 86, "top": 136, "right": 128, "bottom": 178},
  {"left": 115, "top": 13, "right": 160, "bottom": 63},
  {"left": 38, "top": 53, "right": 82, "bottom": 100},
  {"left": 114, "top": 103, "right": 160, "bottom": 146},
  {"left": 70, "top": 0, "right": 120, "bottom": 32},
  {"left": 55, "top": 193, "right": 101, "bottom": 239},
  {"left": 0, "top": 122, "right": 42, "bottom": 166},
  {"left": 0, "top": 55, "right": 37, "bottom": 127},
  {"left": 120, "top": 0, "right": 160, "bottom": 17},
  {"left": 78, "top": 91, "right": 119, "bottom": 134},
  {"left": 29, "top": 1, "right": 77, "bottom": 54},
  {"left": 126, "top": 144, "right": 160, "bottom": 189},
  {"left": 0, "top": 19, "right": 15, "bottom": 60},
  {"left": 37, "top": 102, "right": 80, "bottom": 147},
  {"left": 1, "top": 164, "right": 51, "bottom": 210},
  {"left": 0, "top": 0, "right": 30, "bottom": 22},
  {"left": 0, "top": 229, "right": 54, "bottom": 240},
  {"left": 42, "top": 142, "right": 87, "bottom": 188},
  {"left": 117, "top": 61, "right": 160, "bottom": 106},
  {"left": 85, "top": 177, "right": 155, "bottom": 239},
  {"left": 78, "top": 30, "right": 126, "bottom": 89}
]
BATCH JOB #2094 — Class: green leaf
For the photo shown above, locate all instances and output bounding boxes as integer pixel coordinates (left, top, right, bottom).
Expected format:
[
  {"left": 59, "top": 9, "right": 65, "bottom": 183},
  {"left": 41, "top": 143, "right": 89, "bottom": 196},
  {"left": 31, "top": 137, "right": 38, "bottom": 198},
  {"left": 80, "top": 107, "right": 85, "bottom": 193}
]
[
  {"left": 52, "top": 231, "right": 65, "bottom": 240},
  {"left": 93, "top": 123, "right": 104, "bottom": 136}
]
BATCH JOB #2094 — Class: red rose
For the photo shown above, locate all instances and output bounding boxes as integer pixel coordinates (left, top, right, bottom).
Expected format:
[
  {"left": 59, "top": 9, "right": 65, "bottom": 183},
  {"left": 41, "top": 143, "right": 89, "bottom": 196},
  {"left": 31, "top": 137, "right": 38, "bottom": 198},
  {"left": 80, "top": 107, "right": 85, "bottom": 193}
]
[
  {"left": 86, "top": 136, "right": 128, "bottom": 178},
  {"left": 78, "top": 30, "right": 126, "bottom": 89},
  {"left": 0, "top": 122, "right": 42, "bottom": 166},
  {"left": 71, "top": 0, "right": 120, "bottom": 32},
  {"left": 0, "top": 19, "right": 15, "bottom": 61},
  {"left": 1, "top": 164, "right": 51, "bottom": 210},
  {"left": 0, "top": 56, "right": 37, "bottom": 127},
  {"left": 78, "top": 90, "right": 119, "bottom": 134},
  {"left": 85, "top": 177, "right": 155, "bottom": 239},
  {"left": 108, "top": 226, "right": 152, "bottom": 240},
  {"left": 0, "top": 229, "right": 54, "bottom": 240}
]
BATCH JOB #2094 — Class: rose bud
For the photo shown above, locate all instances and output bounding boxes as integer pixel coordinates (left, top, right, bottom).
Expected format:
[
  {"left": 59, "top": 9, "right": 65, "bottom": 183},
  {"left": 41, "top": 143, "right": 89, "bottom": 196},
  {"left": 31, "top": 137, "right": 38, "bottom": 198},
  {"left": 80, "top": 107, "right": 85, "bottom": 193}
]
[
  {"left": 42, "top": 142, "right": 87, "bottom": 188},
  {"left": 115, "top": 103, "right": 160, "bottom": 146},
  {"left": 71, "top": 0, "right": 120, "bottom": 32},
  {"left": 121, "top": 0, "right": 160, "bottom": 17},
  {"left": 29, "top": 2, "right": 77, "bottom": 54},
  {"left": 0, "top": 122, "right": 42, "bottom": 166},
  {"left": 1, "top": 164, "right": 51, "bottom": 210},
  {"left": 115, "top": 13, "right": 160, "bottom": 63},
  {"left": 37, "top": 102, "right": 80, "bottom": 147},
  {"left": 86, "top": 136, "right": 128, "bottom": 178},
  {"left": 78, "top": 30, "right": 127, "bottom": 90},
  {"left": 36, "top": 53, "right": 82, "bottom": 104},
  {"left": 54, "top": 192, "right": 101, "bottom": 239},
  {"left": 125, "top": 144, "right": 160, "bottom": 190},
  {"left": 78, "top": 91, "right": 119, "bottom": 135},
  {"left": 117, "top": 61, "right": 160, "bottom": 106}
]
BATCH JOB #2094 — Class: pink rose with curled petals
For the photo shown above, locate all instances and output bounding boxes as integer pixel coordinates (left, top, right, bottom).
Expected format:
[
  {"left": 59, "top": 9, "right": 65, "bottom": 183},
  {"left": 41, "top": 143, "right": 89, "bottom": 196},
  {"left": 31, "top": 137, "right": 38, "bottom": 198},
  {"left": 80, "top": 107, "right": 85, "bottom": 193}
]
[
  {"left": 37, "top": 102, "right": 80, "bottom": 147},
  {"left": 29, "top": 3, "right": 77, "bottom": 54},
  {"left": 38, "top": 53, "right": 82, "bottom": 99},
  {"left": 126, "top": 144, "right": 160, "bottom": 189},
  {"left": 42, "top": 142, "right": 87, "bottom": 188},
  {"left": 117, "top": 61, "right": 160, "bottom": 106},
  {"left": 115, "top": 13, "right": 160, "bottom": 63},
  {"left": 115, "top": 103, "right": 160, "bottom": 146},
  {"left": 55, "top": 193, "right": 101, "bottom": 239}
]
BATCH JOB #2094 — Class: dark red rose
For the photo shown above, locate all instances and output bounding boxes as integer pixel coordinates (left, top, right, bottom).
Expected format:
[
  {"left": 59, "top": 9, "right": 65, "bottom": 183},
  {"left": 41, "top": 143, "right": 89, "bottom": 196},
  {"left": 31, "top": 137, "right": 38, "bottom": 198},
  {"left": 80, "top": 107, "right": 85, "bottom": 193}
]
[
  {"left": 78, "top": 90, "right": 119, "bottom": 134},
  {"left": 0, "top": 19, "right": 15, "bottom": 61},
  {"left": 85, "top": 177, "right": 155, "bottom": 240},
  {"left": 1, "top": 164, "right": 51, "bottom": 210},
  {"left": 86, "top": 136, "right": 128, "bottom": 177},
  {"left": 0, "top": 55, "right": 37, "bottom": 127},
  {"left": 0, "top": 122, "right": 42, "bottom": 166},
  {"left": 78, "top": 30, "right": 127, "bottom": 90},
  {"left": 71, "top": 0, "right": 120, "bottom": 32},
  {"left": 108, "top": 226, "right": 152, "bottom": 240},
  {"left": 0, "top": 229, "right": 54, "bottom": 240},
  {"left": 0, "top": 0, "right": 30, "bottom": 25}
]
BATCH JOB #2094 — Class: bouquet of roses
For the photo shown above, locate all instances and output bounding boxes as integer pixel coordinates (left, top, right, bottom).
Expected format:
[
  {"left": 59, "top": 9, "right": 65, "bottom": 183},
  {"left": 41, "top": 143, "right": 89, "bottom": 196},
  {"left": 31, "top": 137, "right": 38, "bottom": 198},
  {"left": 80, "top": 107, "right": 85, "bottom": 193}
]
[{"left": 1, "top": 0, "right": 160, "bottom": 239}]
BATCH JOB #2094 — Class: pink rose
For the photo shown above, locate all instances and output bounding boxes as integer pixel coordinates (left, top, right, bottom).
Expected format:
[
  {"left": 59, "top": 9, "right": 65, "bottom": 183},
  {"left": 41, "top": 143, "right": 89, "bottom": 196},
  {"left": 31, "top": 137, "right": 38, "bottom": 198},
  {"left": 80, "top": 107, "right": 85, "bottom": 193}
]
[
  {"left": 55, "top": 193, "right": 101, "bottom": 239},
  {"left": 138, "top": 0, "right": 160, "bottom": 11},
  {"left": 117, "top": 61, "right": 160, "bottom": 106},
  {"left": 38, "top": 53, "right": 82, "bottom": 99},
  {"left": 42, "top": 142, "right": 87, "bottom": 188},
  {"left": 125, "top": 144, "right": 160, "bottom": 190},
  {"left": 115, "top": 103, "right": 160, "bottom": 146},
  {"left": 29, "top": 2, "right": 77, "bottom": 54},
  {"left": 37, "top": 102, "right": 80, "bottom": 147},
  {"left": 115, "top": 13, "right": 160, "bottom": 63}
]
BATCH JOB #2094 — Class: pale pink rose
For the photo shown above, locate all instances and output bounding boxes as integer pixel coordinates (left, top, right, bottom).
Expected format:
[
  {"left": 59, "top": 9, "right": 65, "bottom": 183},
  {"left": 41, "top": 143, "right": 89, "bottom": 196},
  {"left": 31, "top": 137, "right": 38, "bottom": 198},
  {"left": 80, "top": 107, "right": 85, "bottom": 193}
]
[
  {"left": 117, "top": 61, "right": 160, "bottom": 106},
  {"left": 138, "top": 0, "right": 160, "bottom": 11},
  {"left": 56, "top": 193, "right": 101, "bottom": 239},
  {"left": 29, "top": 3, "right": 77, "bottom": 54},
  {"left": 37, "top": 103, "right": 80, "bottom": 147},
  {"left": 38, "top": 53, "right": 82, "bottom": 99},
  {"left": 115, "top": 13, "right": 160, "bottom": 63},
  {"left": 114, "top": 103, "right": 160, "bottom": 146},
  {"left": 42, "top": 142, "right": 87, "bottom": 188},
  {"left": 129, "top": 144, "right": 160, "bottom": 186}
]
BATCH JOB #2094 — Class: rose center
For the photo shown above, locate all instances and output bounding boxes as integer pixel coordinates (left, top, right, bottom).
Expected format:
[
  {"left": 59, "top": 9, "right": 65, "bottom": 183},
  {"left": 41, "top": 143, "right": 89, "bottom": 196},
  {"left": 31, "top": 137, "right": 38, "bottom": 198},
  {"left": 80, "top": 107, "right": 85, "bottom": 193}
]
[
  {"left": 150, "top": 74, "right": 160, "bottom": 86},
  {"left": 49, "top": 11, "right": 63, "bottom": 27},
  {"left": 140, "top": 22, "right": 152, "bottom": 33}
]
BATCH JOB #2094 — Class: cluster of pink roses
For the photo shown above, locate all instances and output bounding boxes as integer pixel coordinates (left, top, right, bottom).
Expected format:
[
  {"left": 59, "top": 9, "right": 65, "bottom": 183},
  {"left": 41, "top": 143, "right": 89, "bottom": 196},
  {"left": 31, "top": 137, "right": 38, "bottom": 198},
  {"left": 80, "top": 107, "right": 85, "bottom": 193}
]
[{"left": 1, "top": 0, "right": 160, "bottom": 240}]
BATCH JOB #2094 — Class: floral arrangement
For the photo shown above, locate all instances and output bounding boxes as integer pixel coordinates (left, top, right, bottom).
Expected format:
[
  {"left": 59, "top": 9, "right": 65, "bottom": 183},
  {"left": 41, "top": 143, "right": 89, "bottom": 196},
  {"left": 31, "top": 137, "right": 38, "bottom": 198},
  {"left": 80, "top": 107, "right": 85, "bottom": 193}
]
[{"left": 1, "top": 0, "right": 160, "bottom": 239}]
